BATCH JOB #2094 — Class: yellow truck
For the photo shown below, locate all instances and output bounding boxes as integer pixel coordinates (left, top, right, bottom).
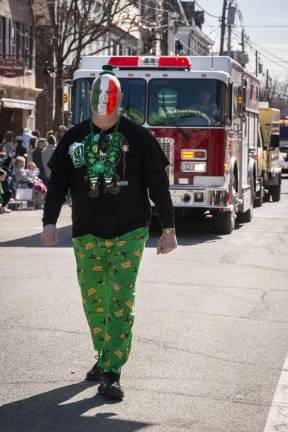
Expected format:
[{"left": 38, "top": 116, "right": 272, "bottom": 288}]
[{"left": 256, "top": 106, "right": 281, "bottom": 204}]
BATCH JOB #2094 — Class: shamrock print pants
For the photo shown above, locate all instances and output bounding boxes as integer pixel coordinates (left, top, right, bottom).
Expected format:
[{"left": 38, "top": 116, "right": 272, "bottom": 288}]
[{"left": 73, "top": 227, "right": 149, "bottom": 374}]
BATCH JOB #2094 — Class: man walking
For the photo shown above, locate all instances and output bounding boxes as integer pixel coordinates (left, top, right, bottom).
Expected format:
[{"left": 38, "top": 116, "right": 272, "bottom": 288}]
[{"left": 41, "top": 65, "right": 177, "bottom": 400}]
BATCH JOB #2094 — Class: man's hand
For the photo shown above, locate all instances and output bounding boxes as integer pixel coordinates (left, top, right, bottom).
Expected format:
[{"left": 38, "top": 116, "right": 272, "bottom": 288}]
[
  {"left": 41, "top": 224, "right": 58, "bottom": 246},
  {"left": 157, "top": 230, "right": 177, "bottom": 255}
]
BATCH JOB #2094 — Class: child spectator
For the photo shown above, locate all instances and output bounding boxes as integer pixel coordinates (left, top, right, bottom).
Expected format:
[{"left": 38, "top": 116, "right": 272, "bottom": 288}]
[
  {"left": 0, "top": 168, "right": 13, "bottom": 214},
  {"left": 26, "top": 162, "right": 47, "bottom": 193},
  {"left": 13, "top": 156, "right": 33, "bottom": 185},
  {"left": 13, "top": 157, "right": 46, "bottom": 209}
]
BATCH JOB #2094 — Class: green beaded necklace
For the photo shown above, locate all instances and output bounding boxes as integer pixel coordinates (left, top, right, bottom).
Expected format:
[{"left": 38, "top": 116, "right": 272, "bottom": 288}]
[{"left": 83, "top": 119, "right": 125, "bottom": 196}]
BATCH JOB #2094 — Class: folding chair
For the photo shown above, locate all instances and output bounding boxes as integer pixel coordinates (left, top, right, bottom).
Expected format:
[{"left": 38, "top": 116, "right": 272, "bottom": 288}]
[{"left": 15, "top": 184, "right": 35, "bottom": 209}]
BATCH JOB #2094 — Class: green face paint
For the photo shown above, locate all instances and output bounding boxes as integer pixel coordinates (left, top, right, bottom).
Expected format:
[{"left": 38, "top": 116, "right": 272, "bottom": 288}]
[{"left": 91, "top": 74, "right": 120, "bottom": 116}]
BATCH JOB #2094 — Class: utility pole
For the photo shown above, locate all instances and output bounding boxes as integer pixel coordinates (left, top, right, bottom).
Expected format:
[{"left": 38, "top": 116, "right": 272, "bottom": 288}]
[
  {"left": 160, "top": 1, "right": 169, "bottom": 55},
  {"left": 255, "top": 50, "right": 258, "bottom": 77},
  {"left": 227, "top": 1, "right": 236, "bottom": 57},
  {"left": 265, "top": 69, "right": 270, "bottom": 101},
  {"left": 238, "top": 29, "right": 246, "bottom": 67},
  {"left": 220, "top": 0, "right": 227, "bottom": 55},
  {"left": 241, "top": 29, "right": 245, "bottom": 54}
]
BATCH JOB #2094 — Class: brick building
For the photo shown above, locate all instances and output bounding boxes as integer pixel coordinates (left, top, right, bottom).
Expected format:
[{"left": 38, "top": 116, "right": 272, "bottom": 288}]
[{"left": 0, "top": 0, "right": 41, "bottom": 140}]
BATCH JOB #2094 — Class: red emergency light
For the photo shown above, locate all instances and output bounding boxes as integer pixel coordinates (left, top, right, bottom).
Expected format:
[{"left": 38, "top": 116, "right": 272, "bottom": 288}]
[
  {"left": 158, "top": 56, "right": 191, "bottom": 69},
  {"left": 108, "top": 56, "right": 139, "bottom": 67},
  {"left": 107, "top": 56, "right": 191, "bottom": 69}
]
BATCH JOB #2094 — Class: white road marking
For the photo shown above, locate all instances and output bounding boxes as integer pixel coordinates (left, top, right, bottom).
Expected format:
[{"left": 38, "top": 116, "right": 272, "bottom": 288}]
[{"left": 264, "top": 355, "right": 288, "bottom": 431}]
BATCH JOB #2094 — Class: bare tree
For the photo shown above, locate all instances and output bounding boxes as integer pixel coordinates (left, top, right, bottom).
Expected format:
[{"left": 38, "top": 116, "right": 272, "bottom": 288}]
[
  {"left": 260, "top": 77, "right": 288, "bottom": 116},
  {"left": 46, "top": 0, "right": 139, "bottom": 129}
]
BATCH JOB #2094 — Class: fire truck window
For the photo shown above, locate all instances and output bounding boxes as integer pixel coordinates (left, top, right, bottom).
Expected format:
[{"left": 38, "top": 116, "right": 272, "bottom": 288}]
[
  {"left": 72, "top": 78, "right": 146, "bottom": 125},
  {"left": 280, "top": 124, "right": 288, "bottom": 141},
  {"left": 119, "top": 79, "right": 146, "bottom": 125},
  {"left": 228, "top": 84, "right": 233, "bottom": 121},
  {"left": 73, "top": 78, "right": 93, "bottom": 124},
  {"left": 249, "top": 113, "right": 257, "bottom": 150},
  {"left": 148, "top": 79, "right": 226, "bottom": 127}
]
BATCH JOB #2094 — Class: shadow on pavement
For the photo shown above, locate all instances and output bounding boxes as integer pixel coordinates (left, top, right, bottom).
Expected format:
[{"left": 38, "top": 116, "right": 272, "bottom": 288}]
[
  {"left": 0, "top": 381, "right": 152, "bottom": 432},
  {"left": 0, "top": 214, "right": 239, "bottom": 248},
  {"left": 0, "top": 225, "right": 73, "bottom": 248},
  {"left": 147, "top": 213, "right": 240, "bottom": 247}
]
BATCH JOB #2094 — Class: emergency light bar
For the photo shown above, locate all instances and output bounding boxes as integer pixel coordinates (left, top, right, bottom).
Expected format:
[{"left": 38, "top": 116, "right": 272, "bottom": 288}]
[{"left": 108, "top": 56, "right": 191, "bottom": 69}]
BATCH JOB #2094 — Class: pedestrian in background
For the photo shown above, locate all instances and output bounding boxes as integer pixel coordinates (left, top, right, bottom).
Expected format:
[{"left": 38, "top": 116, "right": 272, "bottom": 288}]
[
  {"left": 57, "top": 125, "right": 67, "bottom": 142},
  {"left": 42, "top": 135, "right": 57, "bottom": 183},
  {"left": 41, "top": 65, "right": 177, "bottom": 401},
  {"left": 0, "top": 168, "right": 13, "bottom": 214},
  {"left": 32, "top": 138, "right": 46, "bottom": 183},
  {"left": 1, "top": 131, "right": 15, "bottom": 156}
]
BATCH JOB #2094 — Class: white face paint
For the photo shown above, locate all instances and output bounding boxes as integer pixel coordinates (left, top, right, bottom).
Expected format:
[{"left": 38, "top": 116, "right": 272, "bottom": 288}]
[{"left": 91, "top": 74, "right": 121, "bottom": 117}]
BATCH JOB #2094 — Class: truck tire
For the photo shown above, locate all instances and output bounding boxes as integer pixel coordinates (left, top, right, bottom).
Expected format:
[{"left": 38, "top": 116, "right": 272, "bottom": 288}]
[
  {"left": 271, "top": 184, "right": 281, "bottom": 202},
  {"left": 238, "top": 182, "right": 254, "bottom": 223},
  {"left": 213, "top": 210, "right": 235, "bottom": 234},
  {"left": 254, "top": 184, "right": 263, "bottom": 207}
]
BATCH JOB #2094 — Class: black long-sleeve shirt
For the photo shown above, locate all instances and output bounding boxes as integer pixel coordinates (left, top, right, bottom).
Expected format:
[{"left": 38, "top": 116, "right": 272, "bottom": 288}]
[{"left": 43, "top": 116, "right": 174, "bottom": 239}]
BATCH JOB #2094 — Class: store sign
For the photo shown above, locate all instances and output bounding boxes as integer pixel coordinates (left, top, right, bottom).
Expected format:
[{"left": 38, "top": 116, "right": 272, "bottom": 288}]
[{"left": 0, "top": 59, "right": 25, "bottom": 77}]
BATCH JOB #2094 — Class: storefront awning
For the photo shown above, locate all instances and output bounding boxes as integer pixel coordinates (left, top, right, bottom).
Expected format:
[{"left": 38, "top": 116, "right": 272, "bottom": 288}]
[{"left": 1, "top": 98, "right": 35, "bottom": 110}]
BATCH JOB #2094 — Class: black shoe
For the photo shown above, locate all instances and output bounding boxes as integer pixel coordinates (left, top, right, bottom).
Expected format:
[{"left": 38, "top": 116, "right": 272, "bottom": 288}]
[
  {"left": 98, "top": 372, "right": 124, "bottom": 400},
  {"left": 86, "top": 362, "right": 103, "bottom": 382}
]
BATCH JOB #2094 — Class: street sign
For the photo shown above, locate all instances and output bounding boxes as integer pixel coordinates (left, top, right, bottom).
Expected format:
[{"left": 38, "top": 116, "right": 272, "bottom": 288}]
[{"left": 0, "top": 59, "right": 25, "bottom": 77}]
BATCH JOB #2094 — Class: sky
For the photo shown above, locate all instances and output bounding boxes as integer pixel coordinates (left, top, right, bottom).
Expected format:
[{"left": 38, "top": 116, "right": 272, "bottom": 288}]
[{"left": 188, "top": 0, "right": 288, "bottom": 82}]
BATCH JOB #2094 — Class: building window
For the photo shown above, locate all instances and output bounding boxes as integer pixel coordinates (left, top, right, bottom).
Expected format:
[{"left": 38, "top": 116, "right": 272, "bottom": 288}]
[
  {"left": 16, "top": 22, "right": 21, "bottom": 59},
  {"left": 11, "top": 21, "right": 16, "bottom": 58},
  {"left": 5, "top": 17, "right": 11, "bottom": 58},
  {"left": 23, "top": 24, "right": 29, "bottom": 65},
  {"left": 29, "top": 25, "right": 34, "bottom": 69},
  {"left": 0, "top": 16, "right": 4, "bottom": 58},
  {"left": 112, "top": 40, "right": 117, "bottom": 55}
]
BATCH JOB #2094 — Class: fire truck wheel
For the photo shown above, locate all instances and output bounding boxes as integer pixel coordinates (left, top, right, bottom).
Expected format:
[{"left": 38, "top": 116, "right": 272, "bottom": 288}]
[
  {"left": 271, "top": 184, "right": 281, "bottom": 202},
  {"left": 237, "top": 187, "right": 254, "bottom": 223},
  {"left": 212, "top": 210, "right": 235, "bottom": 235},
  {"left": 254, "top": 186, "right": 263, "bottom": 207}
]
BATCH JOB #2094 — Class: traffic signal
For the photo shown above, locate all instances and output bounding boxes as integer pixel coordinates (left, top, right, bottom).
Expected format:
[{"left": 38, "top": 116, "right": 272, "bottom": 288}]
[{"left": 175, "top": 40, "right": 183, "bottom": 54}]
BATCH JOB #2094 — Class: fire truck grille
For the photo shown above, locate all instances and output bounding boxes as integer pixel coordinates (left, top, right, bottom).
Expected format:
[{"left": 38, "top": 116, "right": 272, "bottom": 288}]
[{"left": 158, "top": 139, "right": 174, "bottom": 184}]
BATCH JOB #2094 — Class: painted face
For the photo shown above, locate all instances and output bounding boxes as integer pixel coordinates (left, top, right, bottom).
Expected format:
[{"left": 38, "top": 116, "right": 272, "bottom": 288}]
[{"left": 91, "top": 74, "right": 121, "bottom": 116}]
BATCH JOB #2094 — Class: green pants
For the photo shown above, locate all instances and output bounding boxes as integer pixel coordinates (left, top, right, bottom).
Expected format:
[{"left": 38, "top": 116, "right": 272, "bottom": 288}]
[{"left": 73, "top": 227, "right": 148, "bottom": 374}]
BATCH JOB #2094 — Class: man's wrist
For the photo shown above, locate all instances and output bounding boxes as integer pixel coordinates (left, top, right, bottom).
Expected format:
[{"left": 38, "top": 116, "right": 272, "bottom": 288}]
[{"left": 162, "top": 227, "right": 176, "bottom": 235}]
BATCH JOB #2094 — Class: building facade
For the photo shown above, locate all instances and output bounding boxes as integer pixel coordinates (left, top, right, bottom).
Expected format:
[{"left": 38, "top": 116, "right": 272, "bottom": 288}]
[
  {"left": 138, "top": 0, "right": 213, "bottom": 56},
  {"left": 0, "top": 0, "right": 41, "bottom": 140}
]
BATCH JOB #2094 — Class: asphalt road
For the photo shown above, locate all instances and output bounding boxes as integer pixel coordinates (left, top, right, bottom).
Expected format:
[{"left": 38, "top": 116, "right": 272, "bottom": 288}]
[{"left": 1, "top": 178, "right": 288, "bottom": 432}]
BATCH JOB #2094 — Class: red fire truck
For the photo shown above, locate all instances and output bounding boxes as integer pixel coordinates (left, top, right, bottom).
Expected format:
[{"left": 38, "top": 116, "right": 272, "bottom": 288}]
[{"left": 73, "top": 55, "right": 260, "bottom": 234}]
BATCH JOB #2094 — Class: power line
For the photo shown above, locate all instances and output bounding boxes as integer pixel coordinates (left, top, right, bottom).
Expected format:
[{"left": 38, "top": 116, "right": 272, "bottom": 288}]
[
  {"left": 234, "top": 30, "right": 288, "bottom": 66},
  {"left": 194, "top": 1, "right": 221, "bottom": 19},
  {"left": 266, "top": 47, "right": 288, "bottom": 54},
  {"left": 204, "top": 24, "right": 288, "bottom": 28},
  {"left": 233, "top": 31, "right": 288, "bottom": 72}
]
